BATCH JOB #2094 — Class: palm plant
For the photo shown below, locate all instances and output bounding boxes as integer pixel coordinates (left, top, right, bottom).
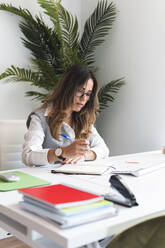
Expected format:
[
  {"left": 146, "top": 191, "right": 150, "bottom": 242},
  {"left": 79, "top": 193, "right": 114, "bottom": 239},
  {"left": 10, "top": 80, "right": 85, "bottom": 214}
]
[{"left": 0, "top": 0, "right": 124, "bottom": 112}]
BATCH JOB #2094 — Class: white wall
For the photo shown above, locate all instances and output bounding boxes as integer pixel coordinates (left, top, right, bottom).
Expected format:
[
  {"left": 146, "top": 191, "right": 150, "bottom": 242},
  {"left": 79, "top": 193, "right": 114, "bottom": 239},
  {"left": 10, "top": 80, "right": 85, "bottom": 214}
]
[
  {"left": 81, "top": 0, "right": 165, "bottom": 155},
  {"left": 0, "top": 0, "right": 82, "bottom": 120}
]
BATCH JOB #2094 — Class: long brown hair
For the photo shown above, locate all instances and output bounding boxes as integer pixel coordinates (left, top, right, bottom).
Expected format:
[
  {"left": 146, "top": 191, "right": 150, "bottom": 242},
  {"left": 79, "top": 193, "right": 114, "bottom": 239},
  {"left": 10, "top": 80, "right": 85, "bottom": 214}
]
[{"left": 42, "top": 64, "right": 99, "bottom": 139}]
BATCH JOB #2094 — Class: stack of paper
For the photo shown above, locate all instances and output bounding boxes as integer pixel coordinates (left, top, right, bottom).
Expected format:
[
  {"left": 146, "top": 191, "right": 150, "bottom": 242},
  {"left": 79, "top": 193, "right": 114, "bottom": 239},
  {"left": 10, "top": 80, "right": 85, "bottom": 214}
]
[
  {"left": 110, "top": 159, "right": 165, "bottom": 176},
  {"left": 18, "top": 184, "right": 117, "bottom": 228}
]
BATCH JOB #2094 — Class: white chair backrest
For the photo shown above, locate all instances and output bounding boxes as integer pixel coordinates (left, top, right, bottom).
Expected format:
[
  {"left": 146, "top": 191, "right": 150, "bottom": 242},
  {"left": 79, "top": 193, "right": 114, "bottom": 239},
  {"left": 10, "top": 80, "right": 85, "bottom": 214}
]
[{"left": 0, "top": 120, "right": 27, "bottom": 171}]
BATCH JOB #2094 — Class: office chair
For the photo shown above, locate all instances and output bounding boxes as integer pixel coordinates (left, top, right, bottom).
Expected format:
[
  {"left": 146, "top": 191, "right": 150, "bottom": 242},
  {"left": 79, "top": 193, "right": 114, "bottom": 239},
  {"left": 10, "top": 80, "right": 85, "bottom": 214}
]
[
  {"left": 107, "top": 216, "right": 165, "bottom": 248},
  {"left": 0, "top": 120, "right": 27, "bottom": 239},
  {"left": 0, "top": 120, "right": 27, "bottom": 170}
]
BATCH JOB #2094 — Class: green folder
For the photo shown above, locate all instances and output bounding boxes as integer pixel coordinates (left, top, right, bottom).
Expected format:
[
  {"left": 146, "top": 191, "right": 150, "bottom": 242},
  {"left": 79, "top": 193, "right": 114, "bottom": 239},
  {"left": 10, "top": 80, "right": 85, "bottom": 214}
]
[{"left": 0, "top": 171, "right": 51, "bottom": 191}]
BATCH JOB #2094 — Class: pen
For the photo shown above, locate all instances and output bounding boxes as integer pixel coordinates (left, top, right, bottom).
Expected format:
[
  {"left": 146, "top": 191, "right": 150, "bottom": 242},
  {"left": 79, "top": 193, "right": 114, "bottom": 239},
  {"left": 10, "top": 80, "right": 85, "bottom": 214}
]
[{"left": 60, "top": 134, "right": 71, "bottom": 141}]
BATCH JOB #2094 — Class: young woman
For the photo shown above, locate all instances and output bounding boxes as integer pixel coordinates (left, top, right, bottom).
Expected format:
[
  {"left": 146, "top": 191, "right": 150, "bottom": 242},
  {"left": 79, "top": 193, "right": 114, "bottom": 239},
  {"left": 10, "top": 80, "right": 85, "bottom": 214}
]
[{"left": 22, "top": 64, "right": 109, "bottom": 166}]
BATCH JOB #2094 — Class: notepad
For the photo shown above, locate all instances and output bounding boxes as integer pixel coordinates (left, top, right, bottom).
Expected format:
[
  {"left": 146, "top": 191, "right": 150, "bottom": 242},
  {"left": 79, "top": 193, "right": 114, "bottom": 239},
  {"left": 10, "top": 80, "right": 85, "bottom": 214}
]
[
  {"left": 22, "top": 197, "right": 112, "bottom": 216},
  {"left": 20, "top": 199, "right": 117, "bottom": 228},
  {"left": 18, "top": 184, "right": 104, "bottom": 209},
  {"left": 51, "top": 164, "right": 109, "bottom": 175},
  {"left": 0, "top": 171, "right": 51, "bottom": 191}
]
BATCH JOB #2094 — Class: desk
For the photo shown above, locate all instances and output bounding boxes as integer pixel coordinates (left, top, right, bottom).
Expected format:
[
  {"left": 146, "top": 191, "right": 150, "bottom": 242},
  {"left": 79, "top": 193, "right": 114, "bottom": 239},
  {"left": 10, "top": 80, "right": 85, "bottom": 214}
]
[{"left": 0, "top": 150, "right": 165, "bottom": 248}]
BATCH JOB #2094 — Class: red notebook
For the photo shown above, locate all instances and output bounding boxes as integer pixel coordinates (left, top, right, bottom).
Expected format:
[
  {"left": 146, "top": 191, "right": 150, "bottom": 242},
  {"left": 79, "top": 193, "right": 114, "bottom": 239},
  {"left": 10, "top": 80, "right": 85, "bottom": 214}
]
[{"left": 18, "top": 184, "right": 103, "bottom": 209}]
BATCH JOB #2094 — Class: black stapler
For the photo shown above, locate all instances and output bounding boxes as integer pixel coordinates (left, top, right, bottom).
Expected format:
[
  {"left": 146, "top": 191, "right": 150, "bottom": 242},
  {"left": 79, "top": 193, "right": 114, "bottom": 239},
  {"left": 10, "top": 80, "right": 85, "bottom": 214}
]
[{"left": 104, "top": 175, "right": 138, "bottom": 207}]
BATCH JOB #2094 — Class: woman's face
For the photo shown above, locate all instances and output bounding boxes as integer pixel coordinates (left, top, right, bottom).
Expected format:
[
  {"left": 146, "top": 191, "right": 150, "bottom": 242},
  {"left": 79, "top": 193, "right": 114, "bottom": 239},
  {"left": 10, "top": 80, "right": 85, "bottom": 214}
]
[{"left": 72, "top": 78, "right": 94, "bottom": 112}]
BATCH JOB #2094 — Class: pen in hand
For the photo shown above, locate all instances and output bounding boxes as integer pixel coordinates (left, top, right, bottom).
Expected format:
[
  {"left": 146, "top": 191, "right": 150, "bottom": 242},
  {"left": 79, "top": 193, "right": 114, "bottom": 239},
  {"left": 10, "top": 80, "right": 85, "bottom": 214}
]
[
  {"left": 60, "top": 134, "right": 89, "bottom": 150},
  {"left": 60, "top": 134, "right": 71, "bottom": 141}
]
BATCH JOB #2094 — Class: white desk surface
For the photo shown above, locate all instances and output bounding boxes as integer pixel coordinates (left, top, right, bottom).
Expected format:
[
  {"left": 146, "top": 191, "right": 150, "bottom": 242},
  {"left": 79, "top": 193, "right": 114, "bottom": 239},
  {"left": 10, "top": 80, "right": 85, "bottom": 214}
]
[{"left": 0, "top": 150, "right": 165, "bottom": 248}]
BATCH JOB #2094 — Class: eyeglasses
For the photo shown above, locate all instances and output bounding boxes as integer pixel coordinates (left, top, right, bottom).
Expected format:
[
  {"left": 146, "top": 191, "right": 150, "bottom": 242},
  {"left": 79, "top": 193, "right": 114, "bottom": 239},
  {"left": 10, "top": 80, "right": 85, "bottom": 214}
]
[{"left": 75, "top": 89, "right": 92, "bottom": 98}]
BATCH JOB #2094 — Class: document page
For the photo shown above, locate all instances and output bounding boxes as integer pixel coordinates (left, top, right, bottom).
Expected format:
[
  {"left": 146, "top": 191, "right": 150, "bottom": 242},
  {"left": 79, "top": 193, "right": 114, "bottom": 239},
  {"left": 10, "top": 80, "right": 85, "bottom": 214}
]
[
  {"left": 109, "top": 158, "right": 165, "bottom": 176},
  {"left": 52, "top": 160, "right": 111, "bottom": 175}
]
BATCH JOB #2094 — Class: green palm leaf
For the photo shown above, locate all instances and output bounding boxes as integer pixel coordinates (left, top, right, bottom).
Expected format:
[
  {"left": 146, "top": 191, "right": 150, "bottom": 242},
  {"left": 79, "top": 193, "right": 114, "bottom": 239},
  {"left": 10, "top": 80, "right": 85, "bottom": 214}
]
[
  {"left": 0, "top": 65, "right": 41, "bottom": 85},
  {"left": 38, "top": 0, "right": 80, "bottom": 68},
  {"left": 37, "top": 0, "right": 61, "bottom": 25},
  {"left": 0, "top": 64, "right": 60, "bottom": 91},
  {"left": 31, "top": 59, "right": 61, "bottom": 90},
  {"left": 37, "top": 0, "right": 66, "bottom": 69},
  {"left": 19, "top": 17, "right": 62, "bottom": 72},
  {"left": 25, "top": 91, "right": 49, "bottom": 100},
  {"left": 80, "top": 0, "right": 116, "bottom": 66},
  {"left": 38, "top": 0, "right": 79, "bottom": 48},
  {"left": 0, "top": 3, "right": 63, "bottom": 74},
  {"left": 0, "top": 3, "right": 33, "bottom": 20},
  {"left": 98, "top": 78, "right": 125, "bottom": 112},
  {"left": 60, "top": 6, "right": 79, "bottom": 49},
  {"left": 59, "top": 6, "right": 81, "bottom": 67},
  {"left": 37, "top": 0, "right": 63, "bottom": 46}
]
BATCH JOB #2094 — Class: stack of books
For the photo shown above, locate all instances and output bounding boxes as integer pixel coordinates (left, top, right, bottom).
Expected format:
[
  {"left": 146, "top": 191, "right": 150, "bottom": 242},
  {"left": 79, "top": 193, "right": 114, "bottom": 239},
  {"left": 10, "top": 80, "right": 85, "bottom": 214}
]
[{"left": 18, "top": 184, "right": 117, "bottom": 228}]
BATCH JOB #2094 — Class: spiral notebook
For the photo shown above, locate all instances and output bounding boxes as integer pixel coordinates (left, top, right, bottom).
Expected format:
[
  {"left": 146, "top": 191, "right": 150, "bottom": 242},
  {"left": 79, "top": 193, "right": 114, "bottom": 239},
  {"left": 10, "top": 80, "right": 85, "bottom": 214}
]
[{"left": 51, "top": 162, "right": 110, "bottom": 175}]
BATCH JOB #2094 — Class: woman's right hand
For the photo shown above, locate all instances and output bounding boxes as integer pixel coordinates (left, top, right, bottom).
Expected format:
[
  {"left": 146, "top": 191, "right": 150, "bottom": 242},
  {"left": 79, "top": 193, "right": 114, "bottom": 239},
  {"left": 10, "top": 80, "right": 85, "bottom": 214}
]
[{"left": 62, "top": 139, "right": 89, "bottom": 159}]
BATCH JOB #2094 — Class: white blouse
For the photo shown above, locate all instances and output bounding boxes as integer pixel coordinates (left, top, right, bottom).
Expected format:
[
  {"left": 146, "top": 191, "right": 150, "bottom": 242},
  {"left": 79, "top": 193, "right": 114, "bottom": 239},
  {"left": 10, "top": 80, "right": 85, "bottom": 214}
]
[{"left": 22, "top": 111, "right": 109, "bottom": 166}]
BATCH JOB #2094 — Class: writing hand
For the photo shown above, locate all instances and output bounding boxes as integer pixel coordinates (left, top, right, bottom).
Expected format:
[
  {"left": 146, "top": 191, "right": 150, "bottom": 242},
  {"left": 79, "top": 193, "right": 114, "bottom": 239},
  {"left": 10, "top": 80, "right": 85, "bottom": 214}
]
[
  {"left": 62, "top": 139, "right": 89, "bottom": 159},
  {"left": 61, "top": 155, "right": 85, "bottom": 164}
]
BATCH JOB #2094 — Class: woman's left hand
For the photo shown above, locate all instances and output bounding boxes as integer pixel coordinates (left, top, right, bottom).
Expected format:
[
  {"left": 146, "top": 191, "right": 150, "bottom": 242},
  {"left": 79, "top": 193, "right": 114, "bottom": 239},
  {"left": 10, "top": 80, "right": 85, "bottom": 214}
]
[
  {"left": 61, "top": 150, "right": 96, "bottom": 164},
  {"left": 61, "top": 155, "right": 85, "bottom": 164}
]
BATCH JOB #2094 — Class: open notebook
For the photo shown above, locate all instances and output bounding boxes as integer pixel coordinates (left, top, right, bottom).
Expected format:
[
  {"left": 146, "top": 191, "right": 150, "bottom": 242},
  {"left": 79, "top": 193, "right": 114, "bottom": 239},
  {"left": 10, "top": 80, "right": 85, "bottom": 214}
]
[
  {"left": 51, "top": 161, "right": 110, "bottom": 175},
  {"left": 51, "top": 156, "right": 165, "bottom": 177}
]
